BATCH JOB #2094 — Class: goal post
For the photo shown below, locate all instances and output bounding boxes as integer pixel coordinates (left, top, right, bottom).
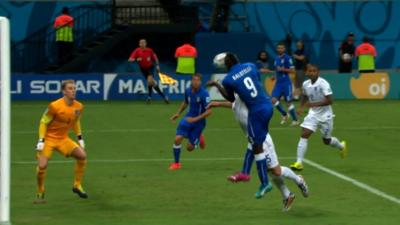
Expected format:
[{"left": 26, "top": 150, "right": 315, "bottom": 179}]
[{"left": 0, "top": 16, "right": 11, "bottom": 225}]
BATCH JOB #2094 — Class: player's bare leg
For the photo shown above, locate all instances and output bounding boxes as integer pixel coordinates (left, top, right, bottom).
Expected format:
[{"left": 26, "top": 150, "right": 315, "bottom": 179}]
[
  {"left": 34, "top": 155, "right": 48, "bottom": 204},
  {"left": 290, "top": 128, "right": 313, "bottom": 171},
  {"left": 71, "top": 147, "right": 88, "bottom": 199},
  {"left": 169, "top": 135, "right": 184, "bottom": 170}
]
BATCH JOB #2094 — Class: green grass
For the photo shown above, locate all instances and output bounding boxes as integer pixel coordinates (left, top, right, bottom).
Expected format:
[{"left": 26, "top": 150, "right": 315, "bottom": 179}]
[{"left": 10, "top": 100, "right": 400, "bottom": 225}]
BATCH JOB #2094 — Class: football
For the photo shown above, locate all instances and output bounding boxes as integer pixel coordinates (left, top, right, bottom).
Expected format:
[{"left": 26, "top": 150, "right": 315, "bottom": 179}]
[
  {"left": 213, "top": 52, "right": 227, "bottom": 69},
  {"left": 342, "top": 53, "right": 352, "bottom": 62}
]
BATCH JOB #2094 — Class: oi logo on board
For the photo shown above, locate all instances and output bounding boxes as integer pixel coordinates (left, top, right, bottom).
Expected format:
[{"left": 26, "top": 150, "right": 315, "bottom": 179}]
[{"left": 350, "top": 73, "right": 390, "bottom": 99}]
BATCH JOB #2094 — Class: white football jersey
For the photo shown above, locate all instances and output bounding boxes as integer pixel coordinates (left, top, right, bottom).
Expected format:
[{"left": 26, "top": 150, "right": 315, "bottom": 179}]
[
  {"left": 232, "top": 94, "right": 248, "bottom": 135},
  {"left": 302, "top": 77, "right": 333, "bottom": 120}
]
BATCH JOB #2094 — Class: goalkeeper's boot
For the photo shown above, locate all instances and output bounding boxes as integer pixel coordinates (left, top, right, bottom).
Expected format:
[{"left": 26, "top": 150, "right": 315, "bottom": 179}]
[
  {"left": 168, "top": 162, "right": 181, "bottom": 170},
  {"left": 33, "top": 192, "right": 46, "bottom": 204},
  {"left": 290, "top": 162, "right": 304, "bottom": 171},
  {"left": 73, "top": 185, "right": 88, "bottom": 199},
  {"left": 340, "top": 141, "right": 348, "bottom": 159},
  {"left": 282, "top": 192, "right": 296, "bottom": 212},
  {"left": 255, "top": 183, "right": 273, "bottom": 199}
]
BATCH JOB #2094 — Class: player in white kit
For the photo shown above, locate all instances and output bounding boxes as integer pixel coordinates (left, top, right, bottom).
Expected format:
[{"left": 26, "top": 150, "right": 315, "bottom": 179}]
[
  {"left": 207, "top": 81, "right": 309, "bottom": 212},
  {"left": 290, "top": 64, "right": 348, "bottom": 171}
]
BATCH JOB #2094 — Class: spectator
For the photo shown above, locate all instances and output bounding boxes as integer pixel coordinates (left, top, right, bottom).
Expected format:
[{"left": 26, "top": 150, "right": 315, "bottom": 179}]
[
  {"left": 175, "top": 42, "right": 197, "bottom": 74},
  {"left": 256, "top": 51, "right": 272, "bottom": 74},
  {"left": 338, "top": 32, "right": 355, "bottom": 73},
  {"left": 54, "top": 7, "right": 74, "bottom": 65},
  {"left": 292, "top": 40, "right": 308, "bottom": 100},
  {"left": 355, "top": 36, "right": 377, "bottom": 73}
]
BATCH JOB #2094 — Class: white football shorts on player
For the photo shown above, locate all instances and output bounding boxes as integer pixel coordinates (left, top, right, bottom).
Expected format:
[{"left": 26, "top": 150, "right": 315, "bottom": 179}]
[
  {"left": 247, "top": 134, "right": 279, "bottom": 169},
  {"left": 301, "top": 113, "right": 334, "bottom": 139}
]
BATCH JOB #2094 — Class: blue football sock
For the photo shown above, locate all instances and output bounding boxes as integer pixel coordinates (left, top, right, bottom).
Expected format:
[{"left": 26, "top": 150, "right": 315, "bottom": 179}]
[
  {"left": 288, "top": 104, "right": 298, "bottom": 121},
  {"left": 255, "top": 153, "right": 269, "bottom": 185},
  {"left": 241, "top": 148, "right": 254, "bottom": 175},
  {"left": 173, "top": 144, "right": 181, "bottom": 163},
  {"left": 274, "top": 101, "right": 287, "bottom": 116}
]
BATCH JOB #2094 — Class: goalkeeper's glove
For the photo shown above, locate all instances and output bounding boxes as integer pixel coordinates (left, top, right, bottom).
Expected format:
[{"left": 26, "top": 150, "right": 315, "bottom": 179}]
[
  {"left": 36, "top": 139, "right": 44, "bottom": 151},
  {"left": 77, "top": 135, "right": 85, "bottom": 149}
]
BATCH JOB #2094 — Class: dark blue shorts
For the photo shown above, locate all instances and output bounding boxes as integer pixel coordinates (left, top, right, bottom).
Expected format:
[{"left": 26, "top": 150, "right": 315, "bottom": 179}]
[
  {"left": 247, "top": 107, "right": 273, "bottom": 145},
  {"left": 176, "top": 118, "right": 205, "bottom": 145},
  {"left": 272, "top": 82, "right": 293, "bottom": 102}
]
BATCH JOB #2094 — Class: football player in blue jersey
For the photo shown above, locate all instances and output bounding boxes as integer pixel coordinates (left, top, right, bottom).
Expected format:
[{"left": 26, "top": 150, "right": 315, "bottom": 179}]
[
  {"left": 221, "top": 53, "right": 273, "bottom": 199},
  {"left": 272, "top": 43, "right": 299, "bottom": 126},
  {"left": 169, "top": 74, "right": 211, "bottom": 170}
]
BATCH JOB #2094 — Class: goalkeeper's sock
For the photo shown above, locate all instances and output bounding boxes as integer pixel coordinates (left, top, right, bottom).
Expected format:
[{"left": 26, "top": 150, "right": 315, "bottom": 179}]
[
  {"left": 288, "top": 104, "right": 298, "bottom": 121},
  {"left": 36, "top": 166, "right": 46, "bottom": 193},
  {"left": 241, "top": 147, "right": 254, "bottom": 175},
  {"left": 173, "top": 144, "right": 181, "bottom": 163},
  {"left": 154, "top": 85, "right": 166, "bottom": 99},
  {"left": 74, "top": 159, "right": 87, "bottom": 188},
  {"left": 274, "top": 101, "right": 287, "bottom": 116}
]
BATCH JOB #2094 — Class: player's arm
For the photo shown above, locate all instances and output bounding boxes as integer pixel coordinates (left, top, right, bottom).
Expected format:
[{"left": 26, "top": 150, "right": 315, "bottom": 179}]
[
  {"left": 187, "top": 94, "right": 212, "bottom": 123},
  {"left": 170, "top": 101, "right": 188, "bottom": 122},
  {"left": 36, "top": 106, "right": 56, "bottom": 151},
  {"left": 280, "top": 57, "right": 295, "bottom": 73},
  {"left": 207, "top": 101, "right": 232, "bottom": 109},
  {"left": 297, "top": 94, "right": 308, "bottom": 116},
  {"left": 128, "top": 49, "right": 138, "bottom": 62},
  {"left": 309, "top": 82, "right": 333, "bottom": 107},
  {"left": 186, "top": 108, "right": 212, "bottom": 123},
  {"left": 152, "top": 50, "right": 161, "bottom": 72},
  {"left": 220, "top": 80, "right": 235, "bottom": 102},
  {"left": 206, "top": 80, "right": 233, "bottom": 102},
  {"left": 73, "top": 117, "right": 85, "bottom": 148},
  {"left": 309, "top": 95, "right": 333, "bottom": 107}
]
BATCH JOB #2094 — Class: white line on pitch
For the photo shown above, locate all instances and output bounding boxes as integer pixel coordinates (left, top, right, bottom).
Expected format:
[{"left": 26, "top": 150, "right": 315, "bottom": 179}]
[
  {"left": 11, "top": 126, "right": 400, "bottom": 134},
  {"left": 303, "top": 158, "right": 400, "bottom": 205},
  {"left": 12, "top": 157, "right": 294, "bottom": 165}
]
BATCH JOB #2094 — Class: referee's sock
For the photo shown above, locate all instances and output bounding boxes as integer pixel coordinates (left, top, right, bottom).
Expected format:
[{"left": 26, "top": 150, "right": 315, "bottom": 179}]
[
  {"left": 154, "top": 85, "right": 166, "bottom": 99},
  {"left": 147, "top": 85, "right": 153, "bottom": 98}
]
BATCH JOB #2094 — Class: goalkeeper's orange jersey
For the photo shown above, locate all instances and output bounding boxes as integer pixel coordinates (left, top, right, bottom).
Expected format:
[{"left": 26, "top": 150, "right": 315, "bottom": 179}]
[{"left": 45, "top": 97, "right": 83, "bottom": 140}]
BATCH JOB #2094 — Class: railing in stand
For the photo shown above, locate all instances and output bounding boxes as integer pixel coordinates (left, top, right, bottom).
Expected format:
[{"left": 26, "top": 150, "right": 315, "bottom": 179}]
[{"left": 12, "top": 5, "right": 113, "bottom": 73}]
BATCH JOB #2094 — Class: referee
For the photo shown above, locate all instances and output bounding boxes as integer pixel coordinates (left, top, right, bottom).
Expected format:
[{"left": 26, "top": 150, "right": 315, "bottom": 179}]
[{"left": 128, "top": 39, "right": 169, "bottom": 104}]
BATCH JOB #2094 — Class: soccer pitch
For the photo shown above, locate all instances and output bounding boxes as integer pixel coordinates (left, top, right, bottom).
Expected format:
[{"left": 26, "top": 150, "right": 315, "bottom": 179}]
[{"left": 10, "top": 100, "right": 400, "bottom": 225}]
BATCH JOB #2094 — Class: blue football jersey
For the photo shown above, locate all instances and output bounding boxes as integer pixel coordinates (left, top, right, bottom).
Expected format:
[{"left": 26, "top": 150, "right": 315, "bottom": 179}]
[
  {"left": 274, "top": 54, "right": 294, "bottom": 83},
  {"left": 222, "top": 63, "right": 271, "bottom": 112},
  {"left": 184, "top": 87, "right": 210, "bottom": 122}
]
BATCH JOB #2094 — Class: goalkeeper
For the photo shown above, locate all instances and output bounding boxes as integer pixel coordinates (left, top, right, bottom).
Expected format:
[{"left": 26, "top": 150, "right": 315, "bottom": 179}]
[{"left": 34, "top": 80, "right": 88, "bottom": 203}]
